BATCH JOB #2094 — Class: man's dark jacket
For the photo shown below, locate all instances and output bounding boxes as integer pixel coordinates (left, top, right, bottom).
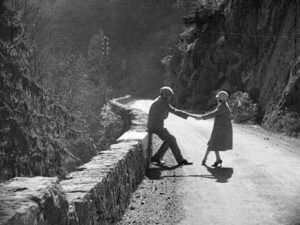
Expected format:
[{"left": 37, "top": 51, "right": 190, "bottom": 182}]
[{"left": 147, "top": 96, "right": 189, "bottom": 130}]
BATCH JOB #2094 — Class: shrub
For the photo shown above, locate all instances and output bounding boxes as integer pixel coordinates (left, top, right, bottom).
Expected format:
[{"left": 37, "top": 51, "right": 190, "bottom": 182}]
[
  {"left": 66, "top": 103, "right": 124, "bottom": 170},
  {"left": 228, "top": 91, "right": 258, "bottom": 123},
  {"left": 98, "top": 104, "right": 124, "bottom": 149},
  {"left": 263, "top": 107, "right": 300, "bottom": 137}
]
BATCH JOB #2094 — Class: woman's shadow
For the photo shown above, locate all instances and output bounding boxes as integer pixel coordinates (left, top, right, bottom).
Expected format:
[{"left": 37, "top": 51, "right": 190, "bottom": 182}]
[{"left": 201, "top": 165, "right": 234, "bottom": 183}]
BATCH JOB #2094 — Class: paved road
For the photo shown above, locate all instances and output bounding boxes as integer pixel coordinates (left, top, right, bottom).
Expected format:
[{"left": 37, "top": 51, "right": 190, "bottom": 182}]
[{"left": 129, "top": 99, "right": 300, "bottom": 225}]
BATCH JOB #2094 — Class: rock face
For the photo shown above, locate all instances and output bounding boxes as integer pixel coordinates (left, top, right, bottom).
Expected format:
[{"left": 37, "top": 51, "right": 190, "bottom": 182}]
[
  {"left": 166, "top": 0, "right": 299, "bottom": 135},
  {"left": 0, "top": 177, "right": 68, "bottom": 225},
  {"left": 0, "top": 97, "right": 151, "bottom": 225}
]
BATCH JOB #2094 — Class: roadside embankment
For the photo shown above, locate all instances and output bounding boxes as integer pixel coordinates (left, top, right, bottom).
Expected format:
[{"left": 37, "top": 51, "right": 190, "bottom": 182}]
[{"left": 0, "top": 96, "right": 151, "bottom": 225}]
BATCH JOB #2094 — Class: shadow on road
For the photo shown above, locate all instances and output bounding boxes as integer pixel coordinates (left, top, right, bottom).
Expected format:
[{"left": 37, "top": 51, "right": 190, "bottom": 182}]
[
  {"left": 146, "top": 164, "right": 233, "bottom": 183},
  {"left": 146, "top": 164, "right": 181, "bottom": 180},
  {"left": 202, "top": 166, "right": 234, "bottom": 183}
]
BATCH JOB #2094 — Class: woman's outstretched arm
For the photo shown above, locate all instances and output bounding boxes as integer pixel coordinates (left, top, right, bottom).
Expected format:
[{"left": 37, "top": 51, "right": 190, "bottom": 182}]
[{"left": 202, "top": 105, "right": 223, "bottom": 120}]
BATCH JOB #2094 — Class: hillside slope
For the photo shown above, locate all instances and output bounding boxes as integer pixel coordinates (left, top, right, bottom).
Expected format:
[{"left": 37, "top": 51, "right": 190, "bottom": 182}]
[{"left": 165, "top": 0, "right": 299, "bottom": 135}]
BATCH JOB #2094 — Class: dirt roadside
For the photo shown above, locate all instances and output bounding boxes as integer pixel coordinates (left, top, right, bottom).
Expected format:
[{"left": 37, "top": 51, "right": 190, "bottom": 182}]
[{"left": 116, "top": 136, "right": 185, "bottom": 225}]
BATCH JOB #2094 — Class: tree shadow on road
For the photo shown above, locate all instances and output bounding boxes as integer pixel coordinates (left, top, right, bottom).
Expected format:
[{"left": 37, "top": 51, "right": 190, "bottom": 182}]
[{"left": 202, "top": 166, "right": 234, "bottom": 183}]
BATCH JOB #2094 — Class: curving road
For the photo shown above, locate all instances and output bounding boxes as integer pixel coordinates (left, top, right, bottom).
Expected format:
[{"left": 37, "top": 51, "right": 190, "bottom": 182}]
[{"left": 124, "top": 99, "right": 300, "bottom": 225}]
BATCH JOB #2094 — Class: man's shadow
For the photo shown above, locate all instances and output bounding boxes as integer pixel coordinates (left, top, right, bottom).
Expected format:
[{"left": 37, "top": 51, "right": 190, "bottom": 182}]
[
  {"left": 145, "top": 164, "right": 181, "bottom": 180},
  {"left": 201, "top": 165, "right": 234, "bottom": 183},
  {"left": 146, "top": 164, "right": 233, "bottom": 183}
]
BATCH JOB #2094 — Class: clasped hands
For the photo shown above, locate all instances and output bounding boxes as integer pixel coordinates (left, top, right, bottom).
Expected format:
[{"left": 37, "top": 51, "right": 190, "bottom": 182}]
[{"left": 189, "top": 114, "right": 203, "bottom": 120}]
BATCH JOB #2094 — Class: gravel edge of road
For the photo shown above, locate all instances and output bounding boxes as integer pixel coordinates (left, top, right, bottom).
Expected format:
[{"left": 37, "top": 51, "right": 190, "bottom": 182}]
[{"left": 116, "top": 136, "right": 185, "bottom": 225}]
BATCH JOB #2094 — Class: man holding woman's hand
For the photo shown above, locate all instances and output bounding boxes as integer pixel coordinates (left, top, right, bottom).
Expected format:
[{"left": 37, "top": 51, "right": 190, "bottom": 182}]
[{"left": 148, "top": 87, "right": 232, "bottom": 168}]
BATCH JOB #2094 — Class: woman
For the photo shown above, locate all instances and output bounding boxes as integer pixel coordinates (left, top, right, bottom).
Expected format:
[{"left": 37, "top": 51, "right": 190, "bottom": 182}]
[{"left": 196, "top": 91, "right": 233, "bottom": 167}]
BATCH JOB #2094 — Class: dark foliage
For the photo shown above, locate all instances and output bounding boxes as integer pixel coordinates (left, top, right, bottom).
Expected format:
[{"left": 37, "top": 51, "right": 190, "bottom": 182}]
[
  {"left": 228, "top": 91, "right": 258, "bottom": 124},
  {"left": 0, "top": 2, "right": 78, "bottom": 180},
  {"left": 0, "top": 1, "right": 127, "bottom": 181}
]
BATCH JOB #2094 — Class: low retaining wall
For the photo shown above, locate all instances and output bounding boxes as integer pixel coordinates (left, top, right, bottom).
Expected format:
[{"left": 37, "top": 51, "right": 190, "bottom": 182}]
[
  {"left": 0, "top": 177, "right": 68, "bottom": 225},
  {"left": 0, "top": 96, "right": 151, "bottom": 225}
]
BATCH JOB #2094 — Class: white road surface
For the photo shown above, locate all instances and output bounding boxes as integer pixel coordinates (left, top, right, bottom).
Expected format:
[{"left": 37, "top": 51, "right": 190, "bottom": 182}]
[{"left": 129, "top": 99, "right": 300, "bottom": 225}]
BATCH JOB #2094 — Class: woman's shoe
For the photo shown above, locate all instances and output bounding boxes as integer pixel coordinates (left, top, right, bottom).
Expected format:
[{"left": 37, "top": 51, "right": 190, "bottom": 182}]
[
  {"left": 201, "top": 160, "right": 206, "bottom": 166},
  {"left": 212, "top": 160, "right": 222, "bottom": 167}
]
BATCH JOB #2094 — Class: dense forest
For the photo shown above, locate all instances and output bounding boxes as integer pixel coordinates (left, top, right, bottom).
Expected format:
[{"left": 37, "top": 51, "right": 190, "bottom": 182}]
[
  {"left": 0, "top": 0, "right": 299, "bottom": 180},
  {"left": 0, "top": 0, "right": 125, "bottom": 181},
  {"left": 0, "top": 0, "right": 196, "bottom": 181}
]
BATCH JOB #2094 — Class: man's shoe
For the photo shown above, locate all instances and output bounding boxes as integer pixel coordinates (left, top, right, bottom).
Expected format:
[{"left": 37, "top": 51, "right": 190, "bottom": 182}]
[
  {"left": 151, "top": 158, "right": 165, "bottom": 164},
  {"left": 178, "top": 159, "right": 193, "bottom": 166}
]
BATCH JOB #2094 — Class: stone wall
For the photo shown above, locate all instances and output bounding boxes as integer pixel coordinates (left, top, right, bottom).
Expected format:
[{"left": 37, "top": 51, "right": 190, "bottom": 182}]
[
  {"left": 0, "top": 96, "right": 151, "bottom": 225},
  {"left": 0, "top": 177, "right": 68, "bottom": 225}
]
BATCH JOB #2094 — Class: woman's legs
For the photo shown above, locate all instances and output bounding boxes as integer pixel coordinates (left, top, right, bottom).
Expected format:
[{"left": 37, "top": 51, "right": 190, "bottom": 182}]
[
  {"left": 202, "top": 147, "right": 210, "bottom": 164},
  {"left": 212, "top": 151, "right": 222, "bottom": 167},
  {"left": 215, "top": 151, "right": 221, "bottom": 161},
  {"left": 202, "top": 150, "right": 223, "bottom": 167}
]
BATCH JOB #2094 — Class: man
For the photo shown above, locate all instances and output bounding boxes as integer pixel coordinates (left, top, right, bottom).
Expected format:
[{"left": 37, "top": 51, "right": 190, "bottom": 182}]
[{"left": 147, "top": 86, "right": 193, "bottom": 166}]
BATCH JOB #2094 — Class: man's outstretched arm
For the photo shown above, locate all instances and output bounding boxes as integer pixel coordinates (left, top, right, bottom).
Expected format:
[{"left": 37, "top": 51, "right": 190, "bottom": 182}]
[{"left": 168, "top": 104, "right": 193, "bottom": 119}]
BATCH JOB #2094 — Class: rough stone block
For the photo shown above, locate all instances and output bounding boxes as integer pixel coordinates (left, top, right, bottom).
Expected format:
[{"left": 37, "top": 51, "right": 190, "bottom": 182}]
[
  {"left": 0, "top": 177, "right": 68, "bottom": 225},
  {"left": 60, "top": 141, "right": 146, "bottom": 225}
]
